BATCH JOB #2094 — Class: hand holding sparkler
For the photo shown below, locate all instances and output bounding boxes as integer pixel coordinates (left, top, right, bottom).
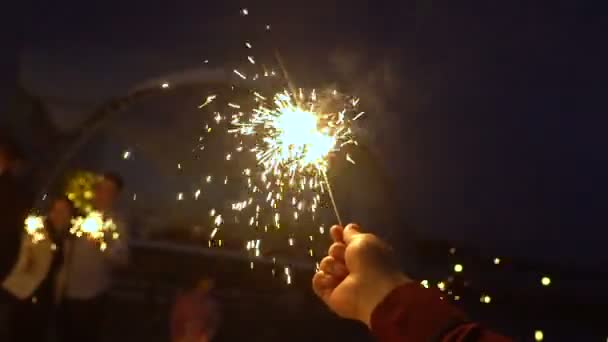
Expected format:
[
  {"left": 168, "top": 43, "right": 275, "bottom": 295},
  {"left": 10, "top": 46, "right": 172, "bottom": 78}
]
[
  {"left": 313, "top": 224, "right": 411, "bottom": 327},
  {"left": 314, "top": 225, "right": 512, "bottom": 341}
]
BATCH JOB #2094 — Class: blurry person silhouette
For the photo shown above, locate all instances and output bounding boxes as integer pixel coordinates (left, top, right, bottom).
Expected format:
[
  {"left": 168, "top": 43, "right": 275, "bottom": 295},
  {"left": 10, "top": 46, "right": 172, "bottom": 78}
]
[
  {"left": 0, "top": 138, "right": 33, "bottom": 283},
  {"left": 1, "top": 196, "right": 75, "bottom": 342},
  {"left": 58, "top": 172, "right": 129, "bottom": 342},
  {"left": 171, "top": 277, "right": 220, "bottom": 342}
]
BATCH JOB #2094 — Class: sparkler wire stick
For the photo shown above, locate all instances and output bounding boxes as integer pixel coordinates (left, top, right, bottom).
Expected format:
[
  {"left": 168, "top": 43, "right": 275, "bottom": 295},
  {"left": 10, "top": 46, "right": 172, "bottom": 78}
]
[
  {"left": 322, "top": 171, "right": 343, "bottom": 226},
  {"left": 274, "top": 51, "right": 299, "bottom": 105}
]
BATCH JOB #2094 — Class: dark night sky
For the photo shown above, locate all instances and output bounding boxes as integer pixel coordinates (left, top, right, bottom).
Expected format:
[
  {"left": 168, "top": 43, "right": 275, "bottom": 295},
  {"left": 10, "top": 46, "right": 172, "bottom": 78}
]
[{"left": 1, "top": 1, "right": 607, "bottom": 268}]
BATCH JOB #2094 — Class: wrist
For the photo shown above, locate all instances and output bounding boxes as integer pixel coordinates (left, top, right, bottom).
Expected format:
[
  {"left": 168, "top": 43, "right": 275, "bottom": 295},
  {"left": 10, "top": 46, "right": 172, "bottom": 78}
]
[{"left": 360, "top": 272, "right": 411, "bottom": 327}]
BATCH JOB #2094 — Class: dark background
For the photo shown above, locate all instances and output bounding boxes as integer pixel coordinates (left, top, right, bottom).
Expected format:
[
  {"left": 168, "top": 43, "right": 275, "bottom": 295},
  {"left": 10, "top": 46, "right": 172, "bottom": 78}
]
[{"left": 2, "top": 0, "right": 606, "bottom": 265}]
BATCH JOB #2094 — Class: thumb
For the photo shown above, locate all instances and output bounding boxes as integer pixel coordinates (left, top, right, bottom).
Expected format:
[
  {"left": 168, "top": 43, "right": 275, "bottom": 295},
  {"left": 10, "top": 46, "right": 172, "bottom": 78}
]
[{"left": 342, "top": 223, "right": 363, "bottom": 245}]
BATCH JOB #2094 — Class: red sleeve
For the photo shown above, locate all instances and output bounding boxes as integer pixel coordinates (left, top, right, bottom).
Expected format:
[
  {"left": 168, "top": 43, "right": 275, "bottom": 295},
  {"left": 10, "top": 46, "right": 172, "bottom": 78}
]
[{"left": 371, "top": 283, "right": 512, "bottom": 342}]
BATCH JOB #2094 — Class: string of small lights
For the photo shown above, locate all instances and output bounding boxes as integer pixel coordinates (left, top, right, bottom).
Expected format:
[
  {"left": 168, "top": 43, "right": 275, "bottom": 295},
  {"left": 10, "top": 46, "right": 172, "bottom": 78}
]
[{"left": 411, "top": 242, "right": 608, "bottom": 341}]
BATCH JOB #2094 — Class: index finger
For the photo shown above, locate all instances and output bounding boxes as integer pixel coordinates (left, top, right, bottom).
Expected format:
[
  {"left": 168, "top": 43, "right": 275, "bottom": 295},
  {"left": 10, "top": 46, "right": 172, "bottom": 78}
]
[{"left": 330, "top": 225, "right": 344, "bottom": 243}]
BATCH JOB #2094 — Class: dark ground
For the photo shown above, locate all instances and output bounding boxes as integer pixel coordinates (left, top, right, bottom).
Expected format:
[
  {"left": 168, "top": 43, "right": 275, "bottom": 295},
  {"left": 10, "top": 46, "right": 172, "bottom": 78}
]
[
  {"left": 105, "top": 242, "right": 372, "bottom": 342},
  {"left": 2, "top": 240, "right": 606, "bottom": 341},
  {"left": 105, "top": 242, "right": 607, "bottom": 341}
]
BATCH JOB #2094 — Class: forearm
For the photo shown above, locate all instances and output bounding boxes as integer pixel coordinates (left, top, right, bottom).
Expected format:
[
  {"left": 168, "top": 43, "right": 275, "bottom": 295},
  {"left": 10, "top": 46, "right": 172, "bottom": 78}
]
[{"left": 371, "top": 283, "right": 511, "bottom": 342}]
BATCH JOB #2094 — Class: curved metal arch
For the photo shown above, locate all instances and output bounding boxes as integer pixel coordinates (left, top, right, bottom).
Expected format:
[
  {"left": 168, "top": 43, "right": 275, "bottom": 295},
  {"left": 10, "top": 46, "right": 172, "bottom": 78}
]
[{"left": 38, "top": 68, "right": 252, "bottom": 206}]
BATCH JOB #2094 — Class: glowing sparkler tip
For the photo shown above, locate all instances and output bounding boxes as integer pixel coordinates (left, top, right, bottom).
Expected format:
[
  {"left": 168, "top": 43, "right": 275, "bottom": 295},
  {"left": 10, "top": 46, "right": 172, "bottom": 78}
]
[
  {"left": 70, "top": 211, "right": 116, "bottom": 251},
  {"left": 234, "top": 92, "right": 346, "bottom": 175},
  {"left": 25, "top": 215, "right": 46, "bottom": 243}
]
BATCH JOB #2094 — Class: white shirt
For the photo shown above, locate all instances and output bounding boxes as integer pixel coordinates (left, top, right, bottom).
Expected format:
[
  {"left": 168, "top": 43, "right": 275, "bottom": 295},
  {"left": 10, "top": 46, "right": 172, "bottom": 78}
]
[
  {"left": 2, "top": 236, "right": 56, "bottom": 300},
  {"left": 63, "top": 212, "right": 129, "bottom": 300}
]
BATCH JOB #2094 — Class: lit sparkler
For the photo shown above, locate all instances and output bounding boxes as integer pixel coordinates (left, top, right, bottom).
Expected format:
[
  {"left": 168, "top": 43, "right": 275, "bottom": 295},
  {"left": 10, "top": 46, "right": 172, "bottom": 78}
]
[
  {"left": 70, "top": 211, "right": 119, "bottom": 251},
  {"left": 229, "top": 89, "right": 361, "bottom": 224},
  {"left": 24, "top": 215, "right": 46, "bottom": 244},
  {"left": 185, "top": 8, "right": 364, "bottom": 269},
  {"left": 193, "top": 88, "right": 361, "bottom": 259}
]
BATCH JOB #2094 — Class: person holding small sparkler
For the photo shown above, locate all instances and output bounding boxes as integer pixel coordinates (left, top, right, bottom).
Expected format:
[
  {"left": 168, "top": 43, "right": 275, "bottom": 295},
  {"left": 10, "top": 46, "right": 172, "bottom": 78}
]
[
  {"left": 1, "top": 196, "right": 75, "bottom": 342},
  {"left": 58, "top": 172, "right": 129, "bottom": 342}
]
